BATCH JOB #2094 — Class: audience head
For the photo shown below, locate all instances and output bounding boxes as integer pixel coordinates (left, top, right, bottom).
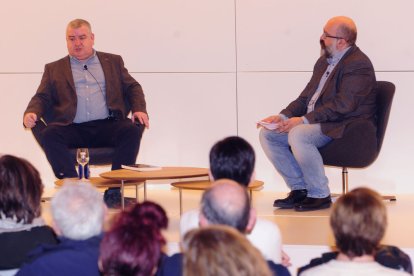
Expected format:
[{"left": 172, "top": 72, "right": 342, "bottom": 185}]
[
  {"left": 100, "top": 201, "right": 168, "bottom": 276},
  {"left": 320, "top": 16, "right": 357, "bottom": 58},
  {"left": 66, "top": 18, "right": 94, "bottom": 61},
  {"left": 209, "top": 136, "right": 255, "bottom": 186},
  {"left": 331, "top": 187, "right": 387, "bottom": 259},
  {"left": 182, "top": 225, "right": 272, "bottom": 276},
  {"left": 0, "top": 155, "right": 43, "bottom": 224},
  {"left": 200, "top": 179, "right": 254, "bottom": 233},
  {"left": 51, "top": 181, "right": 105, "bottom": 240}
]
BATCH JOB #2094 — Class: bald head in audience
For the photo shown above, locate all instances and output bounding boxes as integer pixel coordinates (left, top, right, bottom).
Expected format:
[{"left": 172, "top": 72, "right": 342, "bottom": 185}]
[{"left": 199, "top": 179, "right": 256, "bottom": 233}]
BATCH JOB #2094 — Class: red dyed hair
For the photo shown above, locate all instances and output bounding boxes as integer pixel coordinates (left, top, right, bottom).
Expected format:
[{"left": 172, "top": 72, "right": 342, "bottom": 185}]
[{"left": 100, "top": 201, "right": 168, "bottom": 276}]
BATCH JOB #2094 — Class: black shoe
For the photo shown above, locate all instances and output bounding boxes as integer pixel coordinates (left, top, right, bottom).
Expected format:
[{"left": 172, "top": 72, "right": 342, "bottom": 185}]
[
  {"left": 294, "top": 196, "right": 332, "bottom": 212},
  {"left": 103, "top": 189, "right": 137, "bottom": 209},
  {"left": 273, "top": 189, "right": 308, "bottom": 208}
]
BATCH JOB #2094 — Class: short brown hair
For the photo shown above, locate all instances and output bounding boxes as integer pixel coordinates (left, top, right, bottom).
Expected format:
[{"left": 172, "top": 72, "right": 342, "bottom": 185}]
[
  {"left": 0, "top": 155, "right": 43, "bottom": 223},
  {"left": 330, "top": 187, "right": 386, "bottom": 258},
  {"left": 182, "top": 225, "right": 272, "bottom": 276}
]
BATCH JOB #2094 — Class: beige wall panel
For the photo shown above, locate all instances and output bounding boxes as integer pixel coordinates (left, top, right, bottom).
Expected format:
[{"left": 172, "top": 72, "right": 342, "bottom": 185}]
[
  {"left": 134, "top": 73, "right": 237, "bottom": 168},
  {"left": 236, "top": 0, "right": 414, "bottom": 71},
  {"left": 0, "top": 0, "right": 236, "bottom": 72}
]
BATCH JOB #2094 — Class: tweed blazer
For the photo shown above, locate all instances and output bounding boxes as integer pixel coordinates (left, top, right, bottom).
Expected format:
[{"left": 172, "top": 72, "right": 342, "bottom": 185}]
[
  {"left": 24, "top": 51, "right": 147, "bottom": 126},
  {"left": 281, "top": 46, "right": 376, "bottom": 139}
]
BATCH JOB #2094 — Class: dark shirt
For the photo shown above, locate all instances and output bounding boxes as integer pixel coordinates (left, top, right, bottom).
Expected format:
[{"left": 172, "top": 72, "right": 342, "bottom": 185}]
[
  {"left": 16, "top": 234, "right": 102, "bottom": 276},
  {"left": 0, "top": 225, "right": 57, "bottom": 269},
  {"left": 298, "top": 246, "right": 413, "bottom": 275},
  {"left": 156, "top": 253, "right": 291, "bottom": 276}
]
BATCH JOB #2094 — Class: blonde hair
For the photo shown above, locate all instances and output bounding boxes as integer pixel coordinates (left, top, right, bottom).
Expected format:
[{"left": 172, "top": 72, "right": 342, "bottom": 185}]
[{"left": 182, "top": 225, "right": 272, "bottom": 276}]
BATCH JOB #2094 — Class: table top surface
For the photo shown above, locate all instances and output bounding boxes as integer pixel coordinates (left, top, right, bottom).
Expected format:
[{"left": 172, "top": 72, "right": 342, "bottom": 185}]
[
  {"left": 54, "top": 177, "right": 144, "bottom": 188},
  {"left": 171, "top": 179, "right": 264, "bottom": 190},
  {"left": 100, "top": 167, "right": 209, "bottom": 181}
]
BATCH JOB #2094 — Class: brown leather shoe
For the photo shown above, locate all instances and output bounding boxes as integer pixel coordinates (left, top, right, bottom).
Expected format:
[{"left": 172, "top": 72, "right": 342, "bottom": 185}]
[
  {"left": 273, "top": 189, "right": 307, "bottom": 208},
  {"left": 294, "top": 196, "right": 332, "bottom": 212}
]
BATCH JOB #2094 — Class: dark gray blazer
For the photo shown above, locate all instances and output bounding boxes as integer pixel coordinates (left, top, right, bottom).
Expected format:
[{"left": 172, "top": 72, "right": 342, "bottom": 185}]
[
  {"left": 281, "top": 46, "right": 376, "bottom": 139},
  {"left": 24, "top": 51, "right": 147, "bottom": 126}
]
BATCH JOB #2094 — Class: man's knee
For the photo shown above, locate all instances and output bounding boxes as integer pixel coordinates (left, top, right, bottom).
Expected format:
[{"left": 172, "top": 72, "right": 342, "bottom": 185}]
[
  {"left": 288, "top": 125, "right": 309, "bottom": 147},
  {"left": 259, "top": 128, "right": 269, "bottom": 142},
  {"left": 117, "top": 121, "right": 143, "bottom": 142},
  {"left": 40, "top": 126, "right": 63, "bottom": 145}
]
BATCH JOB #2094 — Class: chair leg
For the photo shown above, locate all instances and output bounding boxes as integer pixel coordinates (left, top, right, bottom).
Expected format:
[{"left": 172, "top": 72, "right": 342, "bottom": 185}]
[
  {"left": 342, "top": 167, "right": 349, "bottom": 194},
  {"left": 179, "top": 188, "right": 183, "bottom": 216},
  {"left": 341, "top": 167, "right": 396, "bottom": 201},
  {"left": 330, "top": 167, "right": 349, "bottom": 198}
]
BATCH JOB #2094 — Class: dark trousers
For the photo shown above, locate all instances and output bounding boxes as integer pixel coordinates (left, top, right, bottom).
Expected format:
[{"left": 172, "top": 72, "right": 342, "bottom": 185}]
[{"left": 39, "top": 119, "right": 143, "bottom": 179}]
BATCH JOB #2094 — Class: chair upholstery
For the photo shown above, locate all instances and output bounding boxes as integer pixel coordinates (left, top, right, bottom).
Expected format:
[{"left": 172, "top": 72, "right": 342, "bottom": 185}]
[
  {"left": 318, "top": 81, "right": 395, "bottom": 197},
  {"left": 31, "top": 119, "right": 115, "bottom": 166}
]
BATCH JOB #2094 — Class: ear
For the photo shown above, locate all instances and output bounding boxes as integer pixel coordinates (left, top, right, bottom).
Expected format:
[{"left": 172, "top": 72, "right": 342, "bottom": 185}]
[
  {"left": 245, "top": 208, "right": 257, "bottom": 233},
  {"left": 98, "top": 258, "right": 103, "bottom": 272},
  {"left": 51, "top": 219, "right": 62, "bottom": 236},
  {"left": 208, "top": 170, "right": 215, "bottom": 182},
  {"left": 199, "top": 212, "right": 209, "bottom": 227},
  {"left": 250, "top": 171, "right": 256, "bottom": 183},
  {"left": 337, "top": 38, "right": 347, "bottom": 50}
]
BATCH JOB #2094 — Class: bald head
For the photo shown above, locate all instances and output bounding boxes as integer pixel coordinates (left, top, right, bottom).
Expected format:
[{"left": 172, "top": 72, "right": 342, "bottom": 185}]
[
  {"left": 326, "top": 16, "right": 357, "bottom": 45},
  {"left": 200, "top": 179, "right": 250, "bottom": 232}
]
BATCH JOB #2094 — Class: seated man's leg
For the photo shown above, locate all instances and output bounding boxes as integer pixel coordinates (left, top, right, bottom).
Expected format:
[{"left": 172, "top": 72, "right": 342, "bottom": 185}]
[
  {"left": 109, "top": 119, "right": 144, "bottom": 170},
  {"left": 259, "top": 128, "right": 310, "bottom": 208},
  {"left": 288, "top": 124, "right": 332, "bottom": 198},
  {"left": 41, "top": 125, "right": 84, "bottom": 179},
  {"left": 288, "top": 124, "right": 333, "bottom": 211},
  {"left": 259, "top": 128, "right": 306, "bottom": 191},
  {"left": 94, "top": 119, "right": 144, "bottom": 207}
]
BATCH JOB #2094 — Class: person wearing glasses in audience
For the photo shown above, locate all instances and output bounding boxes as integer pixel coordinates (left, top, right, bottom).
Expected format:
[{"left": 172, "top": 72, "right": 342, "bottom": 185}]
[
  {"left": 259, "top": 16, "right": 376, "bottom": 211},
  {"left": 23, "top": 19, "right": 148, "bottom": 208}
]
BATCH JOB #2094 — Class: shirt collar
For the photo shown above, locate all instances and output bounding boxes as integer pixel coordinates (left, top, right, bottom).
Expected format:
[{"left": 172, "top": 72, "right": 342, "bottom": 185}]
[
  {"left": 69, "top": 49, "right": 97, "bottom": 64},
  {"left": 327, "top": 46, "right": 351, "bottom": 65}
]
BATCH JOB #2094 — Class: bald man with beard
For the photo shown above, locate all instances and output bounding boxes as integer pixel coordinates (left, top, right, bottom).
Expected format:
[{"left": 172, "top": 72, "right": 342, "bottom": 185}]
[{"left": 259, "top": 16, "right": 376, "bottom": 211}]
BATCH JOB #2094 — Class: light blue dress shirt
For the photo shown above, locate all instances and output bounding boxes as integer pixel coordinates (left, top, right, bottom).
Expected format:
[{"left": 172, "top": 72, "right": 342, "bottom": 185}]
[{"left": 70, "top": 51, "right": 109, "bottom": 123}]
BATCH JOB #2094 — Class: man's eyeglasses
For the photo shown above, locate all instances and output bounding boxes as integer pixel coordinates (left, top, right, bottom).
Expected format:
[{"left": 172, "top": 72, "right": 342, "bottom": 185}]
[{"left": 322, "top": 32, "right": 344, "bottom": 40}]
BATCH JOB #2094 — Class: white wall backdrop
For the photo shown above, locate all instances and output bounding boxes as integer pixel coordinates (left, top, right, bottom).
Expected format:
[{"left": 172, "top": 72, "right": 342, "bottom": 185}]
[{"left": 0, "top": 0, "right": 413, "bottom": 193}]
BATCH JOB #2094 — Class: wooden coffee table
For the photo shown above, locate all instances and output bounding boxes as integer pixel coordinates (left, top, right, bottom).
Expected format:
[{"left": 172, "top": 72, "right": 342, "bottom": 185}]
[
  {"left": 100, "top": 167, "right": 209, "bottom": 208},
  {"left": 170, "top": 179, "right": 264, "bottom": 215}
]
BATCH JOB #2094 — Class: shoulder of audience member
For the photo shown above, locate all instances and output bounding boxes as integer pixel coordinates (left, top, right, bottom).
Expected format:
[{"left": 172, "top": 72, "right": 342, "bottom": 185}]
[
  {"left": 156, "top": 253, "right": 183, "bottom": 276},
  {"left": 297, "top": 251, "right": 338, "bottom": 275},
  {"left": 267, "top": 260, "right": 291, "bottom": 276}
]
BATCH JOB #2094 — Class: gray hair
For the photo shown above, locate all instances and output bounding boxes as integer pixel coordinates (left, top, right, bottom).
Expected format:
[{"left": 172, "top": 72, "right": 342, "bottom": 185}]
[
  {"left": 67, "top": 19, "right": 92, "bottom": 33},
  {"left": 51, "top": 181, "right": 104, "bottom": 240},
  {"left": 201, "top": 180, "right": 250, "bottom": 232}
]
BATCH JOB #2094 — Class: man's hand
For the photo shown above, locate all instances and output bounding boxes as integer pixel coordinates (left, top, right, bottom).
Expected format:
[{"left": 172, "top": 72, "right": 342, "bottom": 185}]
[
  {"left": 257, "top": 115, "right": 283, "bottom": 128},
  {"left": 132, "top": 111, "right": 149, "bottom": 129},
  {"left": 278, "top": 117, "right": 303, "bottom": 133},
  {"left": 23, "top": 113, "right": 38, "bottom": 128},
  {"left": 281, "top": 250, "right": 292, "bottom": 267}
]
